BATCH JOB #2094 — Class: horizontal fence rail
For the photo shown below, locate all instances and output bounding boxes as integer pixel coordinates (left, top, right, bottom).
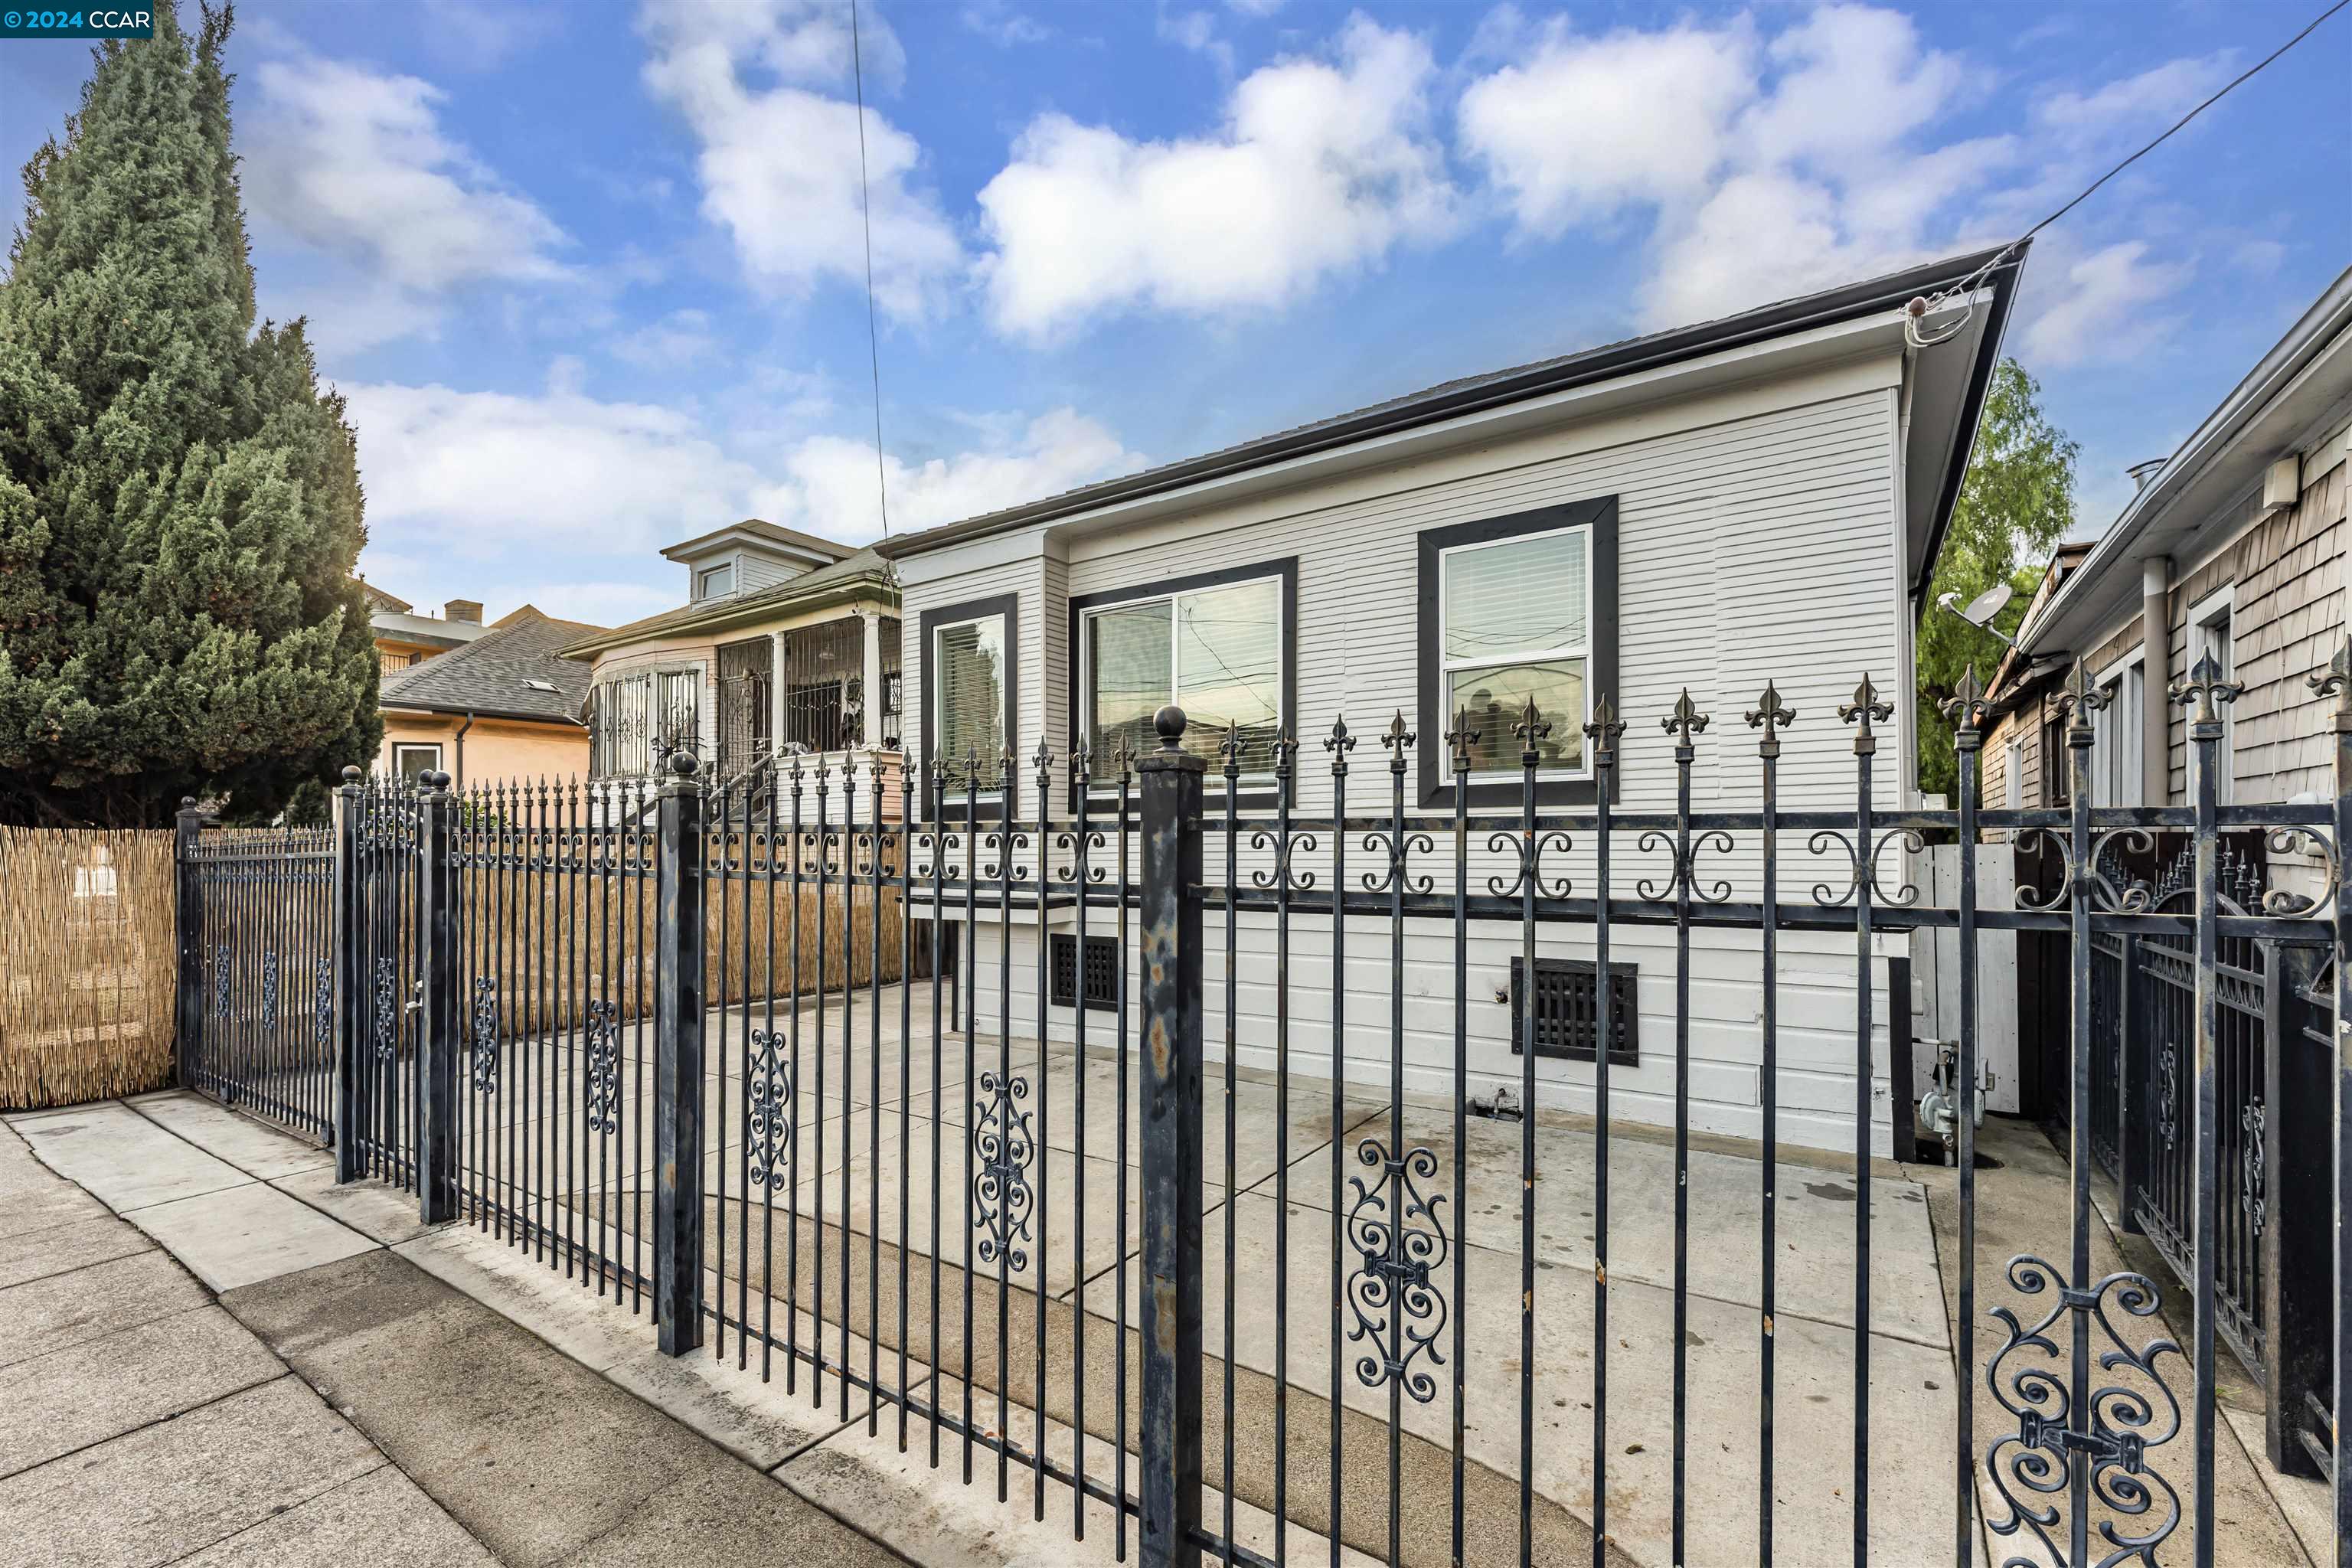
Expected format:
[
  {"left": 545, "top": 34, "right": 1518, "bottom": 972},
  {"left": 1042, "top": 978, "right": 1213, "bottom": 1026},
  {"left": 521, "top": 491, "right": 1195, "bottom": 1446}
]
[{"left": 167, "top": 644, "right": 2352, "bottom": 1568}]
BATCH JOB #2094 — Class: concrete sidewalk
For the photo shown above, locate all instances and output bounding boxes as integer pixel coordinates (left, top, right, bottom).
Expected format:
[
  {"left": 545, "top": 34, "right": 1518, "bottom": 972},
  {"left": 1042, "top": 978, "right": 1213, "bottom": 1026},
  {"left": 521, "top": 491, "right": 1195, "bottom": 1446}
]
[
  {"left": 3, "top": 1090, "right": 1351, "bottom": 1568},
  {"left": 0, "top": 1094, "right": 911, "bottom": 1567}
]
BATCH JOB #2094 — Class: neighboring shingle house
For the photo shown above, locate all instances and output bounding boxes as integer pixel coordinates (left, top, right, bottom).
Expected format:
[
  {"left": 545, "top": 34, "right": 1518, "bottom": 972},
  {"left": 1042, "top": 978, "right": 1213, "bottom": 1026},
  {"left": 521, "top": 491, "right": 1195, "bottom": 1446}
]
[
  {"left": 1983, "top": 266, "right": 2351, "bottom": 851},
  {"left": 874, "top": 247, "right": 2029, "bottom": 1155},
  {"left": 377, "top": 606, "right": 606, "bottom": 785}
]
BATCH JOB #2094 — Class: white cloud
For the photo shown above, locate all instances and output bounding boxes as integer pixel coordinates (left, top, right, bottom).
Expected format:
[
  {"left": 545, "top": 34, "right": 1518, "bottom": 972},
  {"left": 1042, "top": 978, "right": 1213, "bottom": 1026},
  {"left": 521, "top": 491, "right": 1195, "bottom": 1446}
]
[
  {"left": 1457, "top": 18, "right": 1757, "bottom": 235},
  {"left": 766, "top": 408, "right": 1151, "bottom": 537},
  {"left": 977, "top": 18, "right": 1455, "bottom": 337},
  {"left": 638, "top": 0, "right": 959, "bottom": 317},
  {"left": 348, "top": 377, "right": 1146, "bottom": 574},
  {"left": 2020, "top": 241, "right": 2192, "bottom": 368},
  {"left": 1452, "top": 2, "right": 2210, "bottom": 350},
  {"left": 610, "top": 309, "right": 724, "bottom": 371},
  {"left": 2037, "top": 54, "right": 2236, "bottom": 134},
  {"left": 242, "top": 59, "right": 570, "bottom": 299}
]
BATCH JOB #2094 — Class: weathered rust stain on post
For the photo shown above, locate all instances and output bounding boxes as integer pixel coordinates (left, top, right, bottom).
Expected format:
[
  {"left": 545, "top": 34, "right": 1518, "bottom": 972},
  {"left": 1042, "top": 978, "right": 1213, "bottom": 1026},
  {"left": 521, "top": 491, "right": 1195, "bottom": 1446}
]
[{"left": 1136, "top": 704, "right": 1204, "bottom": 1568}]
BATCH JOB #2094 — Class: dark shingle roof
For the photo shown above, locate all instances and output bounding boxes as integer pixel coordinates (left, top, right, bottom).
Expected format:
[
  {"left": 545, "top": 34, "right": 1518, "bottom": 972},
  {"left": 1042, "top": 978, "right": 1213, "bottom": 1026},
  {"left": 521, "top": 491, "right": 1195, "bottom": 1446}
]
[
  {"left": 380, "top": 607, "right": 606, "bottom": 724},
  {"left": 873, "top": 244, "right": 2027, "bottom": 569}
]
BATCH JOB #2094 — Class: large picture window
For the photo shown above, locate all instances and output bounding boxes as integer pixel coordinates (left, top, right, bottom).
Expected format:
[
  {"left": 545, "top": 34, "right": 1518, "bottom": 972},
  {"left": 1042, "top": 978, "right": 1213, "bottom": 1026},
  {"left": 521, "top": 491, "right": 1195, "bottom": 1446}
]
[
  {"left": 1079, "top": 567, "right": 1288, "bottom": 777},
  {"left": 1416, "top": 497, "right": 1616, "bottom": 807}
]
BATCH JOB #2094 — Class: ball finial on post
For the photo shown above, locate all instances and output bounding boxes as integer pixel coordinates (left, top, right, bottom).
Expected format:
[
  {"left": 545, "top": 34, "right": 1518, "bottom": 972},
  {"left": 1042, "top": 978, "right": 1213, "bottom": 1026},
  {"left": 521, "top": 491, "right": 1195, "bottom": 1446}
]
[{"left": 1153, "top": 705, "right": 1187, "bottom": 750}]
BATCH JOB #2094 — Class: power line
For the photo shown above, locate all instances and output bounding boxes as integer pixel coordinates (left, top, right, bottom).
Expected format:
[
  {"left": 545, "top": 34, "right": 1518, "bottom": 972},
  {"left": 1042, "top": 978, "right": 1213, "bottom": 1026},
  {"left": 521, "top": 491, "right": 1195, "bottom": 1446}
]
[
  {"left": 1910, "top": 0, "right": 2347, "bottom": 345},
  {"left": 849, "top": 0, "right": 890, "bottom": 538}
]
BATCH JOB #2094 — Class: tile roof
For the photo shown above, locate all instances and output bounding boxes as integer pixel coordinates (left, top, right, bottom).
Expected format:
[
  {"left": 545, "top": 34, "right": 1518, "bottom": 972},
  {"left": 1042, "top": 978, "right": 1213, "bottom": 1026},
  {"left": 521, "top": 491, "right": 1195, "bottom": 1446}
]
[{"left": 379, "top": 606, "right": 606, "bottom": 723}]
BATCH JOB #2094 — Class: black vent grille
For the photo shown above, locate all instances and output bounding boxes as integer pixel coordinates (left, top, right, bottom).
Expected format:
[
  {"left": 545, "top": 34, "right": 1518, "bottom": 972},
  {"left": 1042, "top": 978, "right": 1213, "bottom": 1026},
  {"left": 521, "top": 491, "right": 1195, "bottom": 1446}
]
[
  {"left": 1509, "top": 956, "right": 1638, "bottom": 1065},
  {"left": 1050, "top": 933, "right": 1119, "bottom": 1012}
]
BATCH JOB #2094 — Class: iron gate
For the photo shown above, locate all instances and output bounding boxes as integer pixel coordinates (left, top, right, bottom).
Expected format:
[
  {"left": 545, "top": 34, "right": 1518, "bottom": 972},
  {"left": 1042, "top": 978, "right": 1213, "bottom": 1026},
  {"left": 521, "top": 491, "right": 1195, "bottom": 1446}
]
[
  {"left": 174, "top": 816, "right": 336, "bottom": 1142},
  {"left": 173, "top": 646, "right": 2352, "bottom": 1568}
]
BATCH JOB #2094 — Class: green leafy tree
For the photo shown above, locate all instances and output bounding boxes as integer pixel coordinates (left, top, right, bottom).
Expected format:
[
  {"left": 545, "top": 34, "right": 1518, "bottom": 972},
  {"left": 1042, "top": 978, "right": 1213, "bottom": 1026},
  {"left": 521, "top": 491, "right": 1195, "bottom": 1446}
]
[
  {"left": 0, "top": 2, "right": 377, "bottom": 827},
  {"left": 1917, "top": 359, "right": 2079, "bottom": 799}
]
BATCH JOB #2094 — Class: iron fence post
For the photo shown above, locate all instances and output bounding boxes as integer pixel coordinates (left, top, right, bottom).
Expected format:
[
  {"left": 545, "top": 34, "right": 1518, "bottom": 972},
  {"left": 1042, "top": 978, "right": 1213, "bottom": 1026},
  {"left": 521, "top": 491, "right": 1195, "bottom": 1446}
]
[
  {"left": 2324, "top": 639, "right": 2352, "bottom": 1555},
  {"left": 655, "top": 751, "right": 707, "bottom": 1357},
  {"left": 1137, "top": 704, "right": 1204, "bottom": 1568},
  {"left": 417, "top": 772, "right": 460, "bottom": 1224},
  {"left": 2117, "top": 931, "right": 2143, "bottom": 1235},
  {"left": 333, "top": 767, "right": 364, "bottom": 1181},
  {"left": 2262, "top": 939, "right": 2328, "bottom": 1478},
  {"left": 173, "top": 797, "right": 204, "bottom": 1093}
]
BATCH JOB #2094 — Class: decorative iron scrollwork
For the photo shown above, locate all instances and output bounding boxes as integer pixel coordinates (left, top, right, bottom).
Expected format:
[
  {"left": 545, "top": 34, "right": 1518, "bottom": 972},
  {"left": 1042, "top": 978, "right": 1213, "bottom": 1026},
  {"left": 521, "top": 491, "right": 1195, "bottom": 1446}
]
[
  {"left": 2155, "top": 1044, "right": 2177, "bottom": 1152},
  {"left": 2241, "top": 1102, "right": 2266, "bottom": 1239},
  {"left": 312, "top": 959, "right": 333, "bottom": 1046},
  {"left": 214, "top": 943, "right": 232, "bottom": 1019},
  {"left": 469, "top": 975, "right": 499, "bottom": 1094},
  {"left": 259, "top": 950, "right": 279, "bottom": 1028},
  {"left": 1983, "top": 1258, "right": 2181, "bottom": 1566},
  {"left": 748, "top": 1027, "right": 795, "bottom": 1191},
  {"left": 1485, "top": 829, "right": 1573, "bottom": 899},
  {"left": 583, "top": 999, "right": 621, "bottom": 1134},
  {"left": 1344, "top": 1139, "right": 1449, "bottom": 1403},
  {"left": 373, "top": 957, "right": 397, "bottom": 1060},
  {"left": 972, "top": 1070, "right": 1037, "bottom": 1272}
]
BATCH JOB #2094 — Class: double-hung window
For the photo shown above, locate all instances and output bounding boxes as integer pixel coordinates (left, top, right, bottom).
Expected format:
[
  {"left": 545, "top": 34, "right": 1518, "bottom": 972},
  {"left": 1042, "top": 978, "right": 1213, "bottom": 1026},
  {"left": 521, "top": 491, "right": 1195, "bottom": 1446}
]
[
  {"left": 1077, "top": 566, "right": 1289, "bottom": 779},
  {"left": 1416, "top": 497, "right": 1616, "bottom": 803},
  {"left": 923, "top": 596, "right": 1017, "bottom": 792},
  {"left": 2089, "top": 652, "right": 2145, "bottom": 807}
]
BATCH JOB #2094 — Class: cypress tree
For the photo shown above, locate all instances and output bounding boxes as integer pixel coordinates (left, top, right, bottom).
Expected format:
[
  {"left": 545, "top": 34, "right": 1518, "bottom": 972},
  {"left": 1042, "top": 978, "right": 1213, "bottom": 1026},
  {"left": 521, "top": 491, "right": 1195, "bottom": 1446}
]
[{"left": 0, "top": 1, "right": 378, "bottom": 826}]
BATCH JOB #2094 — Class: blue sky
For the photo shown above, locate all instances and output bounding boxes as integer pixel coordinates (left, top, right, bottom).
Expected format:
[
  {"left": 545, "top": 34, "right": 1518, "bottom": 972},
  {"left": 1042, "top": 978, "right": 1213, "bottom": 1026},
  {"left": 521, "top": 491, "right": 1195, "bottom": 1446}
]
[{"left": 4, "top": 0, "right": 2347, "bottom": 631}]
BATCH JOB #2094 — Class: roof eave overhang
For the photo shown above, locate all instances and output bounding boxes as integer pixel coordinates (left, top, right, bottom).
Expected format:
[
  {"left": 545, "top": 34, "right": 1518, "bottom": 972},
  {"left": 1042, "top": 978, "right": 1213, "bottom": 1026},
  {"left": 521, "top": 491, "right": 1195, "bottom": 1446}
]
[
  {"left": 380, "top": 701, "right": 587, "bottom": 727},
  {"left": 555, "top": 573, "right": 898, "bottom": 661},
  {"left": 876, "top": 245, "right": 2025, "bottom": 567}
]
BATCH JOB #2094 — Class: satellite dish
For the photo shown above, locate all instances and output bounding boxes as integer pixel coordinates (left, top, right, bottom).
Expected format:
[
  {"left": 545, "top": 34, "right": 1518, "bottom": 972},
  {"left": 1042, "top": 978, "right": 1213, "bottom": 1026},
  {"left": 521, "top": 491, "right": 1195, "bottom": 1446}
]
[
  {"left": 1957, "top": 582, "right": 2014, "bottom": 627},
  {"left": 1934, "top": 581, "right": 2019, "bottom": 648}
]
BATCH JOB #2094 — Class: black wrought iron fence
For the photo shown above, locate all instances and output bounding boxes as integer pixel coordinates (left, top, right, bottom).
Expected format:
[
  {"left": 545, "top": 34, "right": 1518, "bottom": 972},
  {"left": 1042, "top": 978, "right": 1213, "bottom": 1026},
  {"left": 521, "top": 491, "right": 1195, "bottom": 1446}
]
[
  {"left": 170, "top": 647, "right": 2352, "bottom": 1568},
  {"left": 174, "top": 818, "right": 336, "bottom": 1142}
]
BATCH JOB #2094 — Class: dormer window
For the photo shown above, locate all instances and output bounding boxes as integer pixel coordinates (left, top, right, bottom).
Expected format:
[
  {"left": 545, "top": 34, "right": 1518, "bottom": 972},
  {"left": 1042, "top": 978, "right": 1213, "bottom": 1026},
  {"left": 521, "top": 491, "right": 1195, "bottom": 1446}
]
[{"left": 696, "top": 564, "right": 735, "bottom": 600}]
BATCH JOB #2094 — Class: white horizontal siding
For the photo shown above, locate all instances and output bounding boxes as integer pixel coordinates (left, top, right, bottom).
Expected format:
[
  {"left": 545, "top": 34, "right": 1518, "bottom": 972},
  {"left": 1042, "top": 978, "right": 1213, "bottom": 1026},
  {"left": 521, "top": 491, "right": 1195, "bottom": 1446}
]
[{"left": 900, "top": 352, "right": 1913, "bottom": 1154}]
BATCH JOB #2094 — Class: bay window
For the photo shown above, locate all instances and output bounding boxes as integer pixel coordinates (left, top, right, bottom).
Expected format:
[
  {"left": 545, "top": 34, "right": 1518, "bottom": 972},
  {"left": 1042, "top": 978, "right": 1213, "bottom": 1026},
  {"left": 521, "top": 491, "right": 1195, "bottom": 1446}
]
[
  {"left": 1076, "top": 564, "right": 1290, "bottom": 779},
  {"left": 1415, "top": 496, "right": 1618, "bottom": 806}
]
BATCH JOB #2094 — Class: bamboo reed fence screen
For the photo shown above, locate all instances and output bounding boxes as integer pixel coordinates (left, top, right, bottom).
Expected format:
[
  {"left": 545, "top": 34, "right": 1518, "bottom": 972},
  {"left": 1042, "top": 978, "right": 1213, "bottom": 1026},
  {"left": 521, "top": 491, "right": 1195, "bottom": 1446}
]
[{"left": 0, "top": 827, "right": 178, "bottom": 1109}]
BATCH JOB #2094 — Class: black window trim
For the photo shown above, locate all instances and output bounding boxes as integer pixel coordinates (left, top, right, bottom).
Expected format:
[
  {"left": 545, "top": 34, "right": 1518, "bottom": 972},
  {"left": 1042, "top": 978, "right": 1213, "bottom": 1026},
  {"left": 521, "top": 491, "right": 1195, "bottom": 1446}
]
[
  {"left": 1416, "top": 495, "right": 1619, "bottom": 809},
  {"left": 1064, "top": 557, "right": 1298, "bottom": 811},
  {"left": 917, "top": 592, "right": 1021, "bottom": 822}
]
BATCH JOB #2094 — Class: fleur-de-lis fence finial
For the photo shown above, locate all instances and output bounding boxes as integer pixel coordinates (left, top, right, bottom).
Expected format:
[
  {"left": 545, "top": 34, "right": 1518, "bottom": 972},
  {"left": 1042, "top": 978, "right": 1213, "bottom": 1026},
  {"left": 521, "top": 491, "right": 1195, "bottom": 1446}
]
[
  {"left": 1380, "top": 710, "right": 1413, "bottom": 773},
  {"left": 1445, "top": 707, "right": 1479, "bottom": 773},
  {"left": 2056, "top": 658, "right": 2109, "bottom": 744},
  {"left": 1747, "top": 679, "right": 1797, "bottom": 758},
  {"left": 1325, "top": 715, "right": 1355, "bottom": 775},
  {"left": 1220, "top": 719, "right": 1244, "bottom": 778},
  {"left": 1068, "top": 733, "right": 1093, "bottom": 786},
  {"left": 1273, "top": 727, "right": 1298, "bottom": 784},
  {"left": 1941, "top": 664, "right": 1991, "bottom": 746},
  {"left": 2308, "top": 635, "right": 2352, "bottom": 724},
  {"left": 1514, "top": 694, "right": 1549, "bottom": 766},
  {"left": 1838, "top": 673, "right": 1896, "bottom": 755},
  {"left": 2171, "top": 651, "right": 2243, "bottom": 731},
  {"left": 1662, "top": 689, "right": 1709, "bottom": 758},
  {"left": 1583, "top": 694, "right": 1625, "bottom": 763}
]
